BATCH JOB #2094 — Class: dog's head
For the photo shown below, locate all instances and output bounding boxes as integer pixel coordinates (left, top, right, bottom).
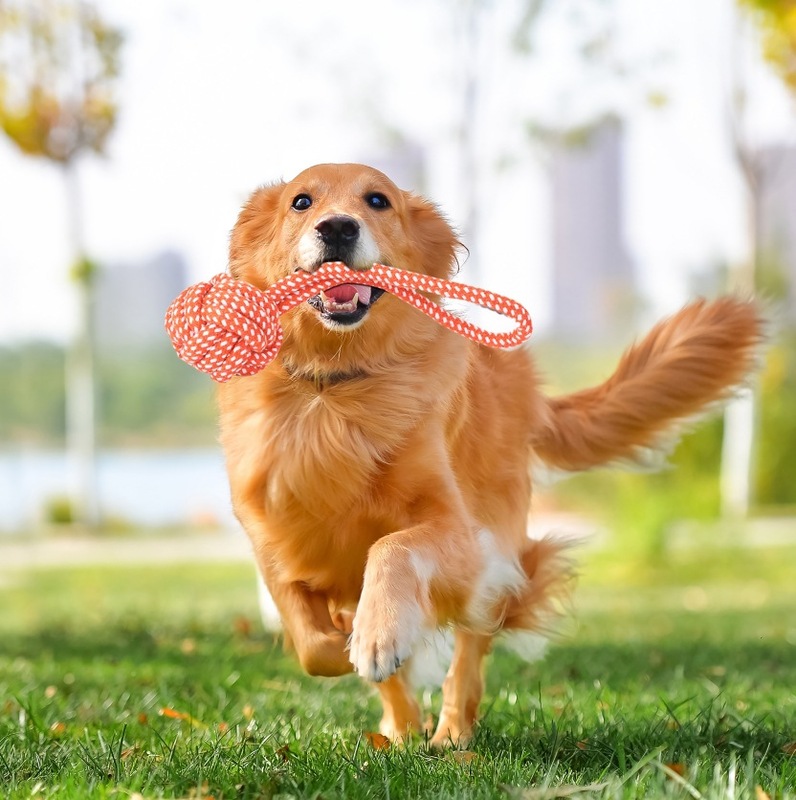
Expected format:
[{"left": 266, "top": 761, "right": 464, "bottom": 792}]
[{"left": 229, "top": 163, "right": 459, "bottom": 339}]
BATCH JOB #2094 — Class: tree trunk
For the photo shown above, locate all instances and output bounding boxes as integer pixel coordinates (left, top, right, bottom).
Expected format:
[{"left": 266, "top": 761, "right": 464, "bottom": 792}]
[
  {"left": 720, "top": 157, "right": 759, "bottom": 519},
  {"left": 63, "top": 160, "right": 100, "bottom": 529}
]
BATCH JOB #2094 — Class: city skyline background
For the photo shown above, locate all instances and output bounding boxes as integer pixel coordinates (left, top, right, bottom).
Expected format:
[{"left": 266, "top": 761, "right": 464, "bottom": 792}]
[{"left": 1, "top": 0, "right": 794, "bottom": 348}]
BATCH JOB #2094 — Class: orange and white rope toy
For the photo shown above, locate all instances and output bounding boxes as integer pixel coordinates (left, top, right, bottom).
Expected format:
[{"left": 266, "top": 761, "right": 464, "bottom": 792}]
[{"left": 165, "top": 261, "right": 533, "bottom": 383}]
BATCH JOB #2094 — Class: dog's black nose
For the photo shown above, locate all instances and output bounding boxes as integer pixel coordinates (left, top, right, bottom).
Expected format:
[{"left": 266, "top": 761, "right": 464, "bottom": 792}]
[{"left": 315, "top": 215, "right": 360, "bottom": 248}]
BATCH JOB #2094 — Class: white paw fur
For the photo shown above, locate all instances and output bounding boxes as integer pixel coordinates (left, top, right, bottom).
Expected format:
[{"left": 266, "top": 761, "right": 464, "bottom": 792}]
[{"left": 348, "top": 595, "right": 425, "bottom": 682}]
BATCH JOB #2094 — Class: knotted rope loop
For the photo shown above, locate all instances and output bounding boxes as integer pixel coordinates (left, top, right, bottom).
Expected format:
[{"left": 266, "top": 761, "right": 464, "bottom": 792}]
[
  {"left": 357, "top": 263, "right": 533, "bottom": 350},
  {"left": 165, "top": 262, "right": 533, "bottom": 383},
  {"left": 165, "top": 273, "right": 283, "bottom": 381}
]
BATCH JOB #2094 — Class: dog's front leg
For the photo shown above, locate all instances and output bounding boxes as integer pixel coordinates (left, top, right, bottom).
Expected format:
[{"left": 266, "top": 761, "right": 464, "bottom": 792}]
[
  {"left": 348, "top": 536, "right": 431, "bottom": 682},
  {"left": 259, "top": 564, "right": 353, "bottom": 677},
  {"left": 348, "top": 508, "right": 477, "bottom": 684}
]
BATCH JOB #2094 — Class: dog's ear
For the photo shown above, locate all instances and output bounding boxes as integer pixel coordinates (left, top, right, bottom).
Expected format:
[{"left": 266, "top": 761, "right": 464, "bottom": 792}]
[
  {"left": 229, "top": 181, "right": 285, "bottom": 279},
  {"left": 406, "top": 193, "right": 460, "bottom": 279}
]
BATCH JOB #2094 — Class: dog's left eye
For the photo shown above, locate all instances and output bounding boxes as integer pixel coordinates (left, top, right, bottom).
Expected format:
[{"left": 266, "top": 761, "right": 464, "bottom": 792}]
[
  {"left": 291, "top": 194, "right": 312, "bottom": 211},
  {"left": 365, "top": 192, "right": 390, "bottom": 210}
]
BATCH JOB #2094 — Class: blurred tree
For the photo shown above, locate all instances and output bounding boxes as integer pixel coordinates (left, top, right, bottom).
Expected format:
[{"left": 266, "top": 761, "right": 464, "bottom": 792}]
[
  {"left": 0, "top": 0, "right": 122, "bottom": 527},
  {"left": 739, "top": 0, "right": 796, "bottom": 93},
  {"left": 720, "top": 1, "right": 796, "bottom": 518}
]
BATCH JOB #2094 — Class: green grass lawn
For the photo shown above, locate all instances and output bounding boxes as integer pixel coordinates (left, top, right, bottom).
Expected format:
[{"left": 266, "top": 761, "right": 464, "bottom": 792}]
[{"left": 1, "top": 543, "right": 795, "bottom": 799}]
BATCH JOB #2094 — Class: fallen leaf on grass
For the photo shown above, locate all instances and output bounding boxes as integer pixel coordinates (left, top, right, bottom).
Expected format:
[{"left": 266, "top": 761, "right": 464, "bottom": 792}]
[
  {"left": 665, "top": 763, "right": 686, "bottom": 777},
  {"left": 125, "top": 782, "right": 216, "bottom": 800},
  {"left": 450, "top": 750, "right": 479, "bottom": 766},
  {"left": 159, "top": 707, "right": 188, "bottom": 720},
  {"left": 275, "top": 744, "right": 292, "bottom": 761},
  {"left": 183, "top": 783, "right": 215, "bottom": 800},
  {"left": 782, "top": 741, "right": 796, "bottom": 755},
  {"left": 364, "top": 732, "right": 391, "bottom": 750},
  {"left": 158, "top": 707, "right": 207, "bottom": 729},
  {"left": 49, "top": 721, "right": 66, "bottom": 736},
  {"left": 756, "top": 786, "right": 772, "bottom": 800},
  {"left": 650, "top": 760, "right": 701, "bottom": 799},
  {"left": 180, "top": 638, "right": 196, "bottom": 655}
]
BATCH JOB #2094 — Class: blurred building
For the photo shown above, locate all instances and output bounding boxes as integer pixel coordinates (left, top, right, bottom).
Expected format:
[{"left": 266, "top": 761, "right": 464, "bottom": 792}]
[
  {"left": 548, "top": 118, "right": 638, "bottom": 342},
  {"left": 758, "top": 144, "right": 796, "bottom": 316},
  {"left": 94, "top": 250, "right": 188, "bottom": 350}
]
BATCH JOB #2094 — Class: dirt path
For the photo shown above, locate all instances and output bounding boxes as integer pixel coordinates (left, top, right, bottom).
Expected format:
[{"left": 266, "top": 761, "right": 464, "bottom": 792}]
[
  {"left": 0, "top": 531, "right": 253, "bottom": 571},
  {"left": 0, "top": 513, "right": 600, "bottom": 573}
]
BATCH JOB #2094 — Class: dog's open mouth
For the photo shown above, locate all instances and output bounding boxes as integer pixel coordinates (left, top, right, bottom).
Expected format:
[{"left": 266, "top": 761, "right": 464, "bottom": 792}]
[{"left": 308, "top": 283, "right": 385, "bottom": 326}]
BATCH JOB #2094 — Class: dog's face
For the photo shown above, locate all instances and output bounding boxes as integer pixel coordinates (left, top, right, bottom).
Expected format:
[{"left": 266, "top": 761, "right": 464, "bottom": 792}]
[{"left": 229, "top": 163, "right": 458, "bottom": 334}]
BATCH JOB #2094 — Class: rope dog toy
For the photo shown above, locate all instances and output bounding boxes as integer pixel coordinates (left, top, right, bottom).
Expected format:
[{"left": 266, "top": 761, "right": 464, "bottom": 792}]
[{"left": 165, "top": 261, "right": 533, "bottom": 383}]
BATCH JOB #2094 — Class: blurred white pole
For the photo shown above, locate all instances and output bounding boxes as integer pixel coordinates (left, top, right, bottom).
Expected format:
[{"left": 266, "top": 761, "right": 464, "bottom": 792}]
[
  {"left": 719, "top": 175, "right": 757, "bottom": 519},
  {"left": 719, "top": 1, "right": 761, "bottom": 520},
  {"left": 64, "top": 160, "right": 100, "bottom": 529},
  {"left": 720, "top": 389, "right": 754, "bottom": 517}
]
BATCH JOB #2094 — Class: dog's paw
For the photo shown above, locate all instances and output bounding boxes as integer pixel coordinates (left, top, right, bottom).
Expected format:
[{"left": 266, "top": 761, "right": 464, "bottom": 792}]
[
  {"left": 429, "top": 723, "right": 474, "bottom": 750},
  {"left": 349, "top": 599, "right": 424, "bottom": 682}
]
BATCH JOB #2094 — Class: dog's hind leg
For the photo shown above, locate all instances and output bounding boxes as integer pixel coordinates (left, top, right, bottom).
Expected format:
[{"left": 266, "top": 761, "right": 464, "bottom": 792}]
[
  {"left": 375, "top": 670, "right": 422, "bottom": 742},
  {"left": 429, "top": 630, "right": 492, "bottom": 748}
]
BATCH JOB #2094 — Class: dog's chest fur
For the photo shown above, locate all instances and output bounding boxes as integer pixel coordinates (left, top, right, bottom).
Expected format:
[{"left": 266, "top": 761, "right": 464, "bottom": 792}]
[{"left": 220, "top": 347, "right": 469, "bottom": 597}]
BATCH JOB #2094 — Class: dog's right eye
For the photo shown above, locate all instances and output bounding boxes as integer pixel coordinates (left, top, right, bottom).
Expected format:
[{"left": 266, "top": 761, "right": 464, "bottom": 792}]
[{"left": 291, "top": 194, "right": 312, "bottom": 211}]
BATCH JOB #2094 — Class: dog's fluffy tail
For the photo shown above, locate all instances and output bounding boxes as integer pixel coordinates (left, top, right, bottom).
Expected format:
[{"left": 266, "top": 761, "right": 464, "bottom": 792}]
[{"left": 533, "top": 297, "right": 766, "bottom": 473}]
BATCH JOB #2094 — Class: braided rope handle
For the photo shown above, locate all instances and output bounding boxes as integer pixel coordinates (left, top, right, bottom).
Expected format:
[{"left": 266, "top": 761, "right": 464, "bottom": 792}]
[{"left": 165, "top": 261, "right": 533, "bottom": 383}]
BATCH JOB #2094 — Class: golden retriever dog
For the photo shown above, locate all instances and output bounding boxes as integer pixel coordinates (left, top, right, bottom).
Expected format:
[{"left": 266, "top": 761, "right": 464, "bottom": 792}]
[{"left": 217, "top": 162, "right": 763, "bottom": 747}]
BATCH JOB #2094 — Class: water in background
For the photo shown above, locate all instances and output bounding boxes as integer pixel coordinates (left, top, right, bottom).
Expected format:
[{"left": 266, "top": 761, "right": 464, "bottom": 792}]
[{"left": 0, "top": 448, "right": 236, "bottom": 532}]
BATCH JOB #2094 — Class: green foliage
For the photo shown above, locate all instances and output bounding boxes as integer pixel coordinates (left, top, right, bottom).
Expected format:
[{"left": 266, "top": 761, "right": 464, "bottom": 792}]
[
  {"left": 756, "top": 331, "right": 796, "bottom": 505},
  {"left": 42, "top": 494, "right": 76, "bottom": 525},
  {"left": 544, "top": 330, "right": 796, "bottom": 553},
  {"left": 68, "top": 255, "right": 99, "bottom": 286},
  {"left": 0, "top": 342, "right": 216, "bottom": 446},
  {"left": 0, "top": 341, "right": 66, "bottom": 443},
  {"left": 1, "top": 556, "right": 795, "bottom": 798},
  {"left": 549, "top": 421, "right": 726, "bottom": 557},
  {"left": 96, "top": 345, "right": 217, "bottom": 446},
  {"left": 0, "top": 0, "right": 123, "bottom": 163},
  {"left": 739, "top": 0, "right": 796, "bottom": 96}
]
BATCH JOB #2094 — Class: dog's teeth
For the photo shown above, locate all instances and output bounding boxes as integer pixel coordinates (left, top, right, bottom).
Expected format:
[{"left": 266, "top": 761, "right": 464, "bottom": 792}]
[{"left": 320, "top": 289, "right": 359, "bottom": 310}]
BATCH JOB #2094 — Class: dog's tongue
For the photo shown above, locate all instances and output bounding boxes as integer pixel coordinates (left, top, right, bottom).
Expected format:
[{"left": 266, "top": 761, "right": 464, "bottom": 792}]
[{"left": 324, "top": 283, "right": 372, "bottom": 305}]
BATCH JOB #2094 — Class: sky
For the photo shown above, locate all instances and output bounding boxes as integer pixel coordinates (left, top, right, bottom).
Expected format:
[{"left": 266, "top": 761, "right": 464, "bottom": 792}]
[{"left": 0, "top": 0, "right": 793, "bottom": 344}]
